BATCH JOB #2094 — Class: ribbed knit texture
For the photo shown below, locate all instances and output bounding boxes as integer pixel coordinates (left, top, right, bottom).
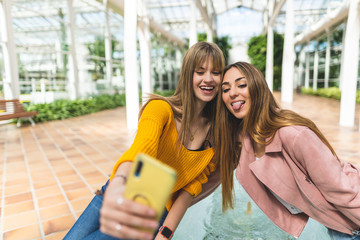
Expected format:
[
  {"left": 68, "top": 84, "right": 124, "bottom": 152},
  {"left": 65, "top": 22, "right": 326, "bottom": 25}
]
[{"left": 110, "top": 100, "right": 216, "bottom": 209}]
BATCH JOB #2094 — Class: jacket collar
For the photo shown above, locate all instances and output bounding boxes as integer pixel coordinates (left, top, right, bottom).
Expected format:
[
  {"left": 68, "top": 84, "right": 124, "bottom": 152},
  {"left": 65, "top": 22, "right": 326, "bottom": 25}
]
[
  {"left": 242, "top": 130, "right": 282, "bottom": 153},
  {"left": 265, "top": 130, "right": 282, "bottom": 153}
]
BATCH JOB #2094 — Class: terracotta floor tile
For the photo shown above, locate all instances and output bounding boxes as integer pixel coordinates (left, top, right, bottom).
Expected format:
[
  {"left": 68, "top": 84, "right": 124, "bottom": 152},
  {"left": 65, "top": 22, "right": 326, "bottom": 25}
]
[
  {"left": 65, "top": 187, "right": 92, "bottom": 201},
  {"left": 62, "top": 181, "right": 86, "bottom": 191},
  {"left": 36, "top": 186, "right": 62, "bottom": 199},
  {"left": 4, "top": 192, "right": 32, "bottom": 205},
  {"left": 3, "top": 210, "right": 38, "bottom": 231},
  {"left": 70, "top": 197, "right": 93, "bottom": 211},
  {"left": 38, "top": 194, "right": 66, "bottom": 209},
  {"left": 3, "top": 224, "right": 41, "bottom": 240},
  {"left": 4, "top": 184, "right": 31, "bottom": 196},
  {"left": 33, "top": 180, "right": 57, "bottom": 190},
  {"left": 31, "top": 172, "right": 54, "bottom": 182},
  {"left": 57, "top": 174, "right": 81, "bottom": 184},
  {"left": 42, "top": 214, "right": 75, "bottom": 235},
  {"left": 5, "top": 178, "right": 29, "bottom": 188},
  {"left": 45, "top": 230, "right": 68, "bottom": 240},
  {"left": 4, "top": 200, "right": 34, "bottom": 217},
  {"left": 39, "top": 203, "right": 71, "bottom": 221}
]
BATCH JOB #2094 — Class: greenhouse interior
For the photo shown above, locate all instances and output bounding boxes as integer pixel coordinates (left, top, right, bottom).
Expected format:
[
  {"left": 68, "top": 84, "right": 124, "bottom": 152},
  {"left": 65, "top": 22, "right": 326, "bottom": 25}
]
[
  {"left": 0, "top": 0, "right": 360, "bottom": 239},
  {"left": 0, "top": 0, "right": 359, "bottom": 128}
]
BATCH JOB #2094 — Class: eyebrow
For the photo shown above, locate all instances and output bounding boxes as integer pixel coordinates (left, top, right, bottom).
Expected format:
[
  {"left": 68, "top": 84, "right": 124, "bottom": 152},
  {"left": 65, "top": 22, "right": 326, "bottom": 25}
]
[{"left": 221, "top": 77, "right": 245, "bottom": 86}]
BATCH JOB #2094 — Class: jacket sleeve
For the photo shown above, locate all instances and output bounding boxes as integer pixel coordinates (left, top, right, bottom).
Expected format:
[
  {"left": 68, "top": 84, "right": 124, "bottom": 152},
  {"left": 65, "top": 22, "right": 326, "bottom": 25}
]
[
  {"left": 290, "top": 128, "right": 360, "bottom": 225},
  {"left": 110, "top": 100, "right": 170, "bottom": 178}
]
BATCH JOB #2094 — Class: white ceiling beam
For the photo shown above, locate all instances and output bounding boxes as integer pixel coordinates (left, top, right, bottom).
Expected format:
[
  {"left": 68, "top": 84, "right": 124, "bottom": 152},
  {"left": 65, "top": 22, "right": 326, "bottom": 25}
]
[
  {"left": 268, "top": 0, "right": 286, "bottom": 27},
  {"left": 105, "top": 0, "right": 186, "bottom": 47},
  {"left": 295, "top": 0, "right": 350, "bottom": 45},
  {"left": 194, "top": 0, "right": 212, "bottom": 29}
]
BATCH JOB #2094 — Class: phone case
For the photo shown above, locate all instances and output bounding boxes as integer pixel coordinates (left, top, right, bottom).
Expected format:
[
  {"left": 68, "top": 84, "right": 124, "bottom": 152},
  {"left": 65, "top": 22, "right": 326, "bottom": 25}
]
[{"left": 123, "top": 153, "right": 177, "bottom": 220}]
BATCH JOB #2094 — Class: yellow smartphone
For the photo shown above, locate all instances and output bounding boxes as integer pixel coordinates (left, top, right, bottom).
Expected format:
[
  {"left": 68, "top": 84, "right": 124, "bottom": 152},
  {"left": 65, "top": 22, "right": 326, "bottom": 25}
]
[{"left": 123, "top": 153, "right": 177, "bottom": 220}]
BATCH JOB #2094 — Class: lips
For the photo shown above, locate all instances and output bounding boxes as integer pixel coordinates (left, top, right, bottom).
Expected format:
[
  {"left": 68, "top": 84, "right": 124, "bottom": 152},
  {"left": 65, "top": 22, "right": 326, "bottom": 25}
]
[
  {"left": 231, "top": 100, "right": 245, "bottom": 111},
  {"left": 199, "top": 86, "right": 215, "bottom": 93}
]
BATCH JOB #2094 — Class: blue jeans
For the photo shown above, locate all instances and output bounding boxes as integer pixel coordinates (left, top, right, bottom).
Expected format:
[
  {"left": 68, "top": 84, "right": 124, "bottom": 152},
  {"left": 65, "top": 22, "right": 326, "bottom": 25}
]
[
  {"left": 328, "top": 228, "right": 360, "bottom": 240},
  {"left": 64, "top": 181, "right": 168, "bottom": 240}
]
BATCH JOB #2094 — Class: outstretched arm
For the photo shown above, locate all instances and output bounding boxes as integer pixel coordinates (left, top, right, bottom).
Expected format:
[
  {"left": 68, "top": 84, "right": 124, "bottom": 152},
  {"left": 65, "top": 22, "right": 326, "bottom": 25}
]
[
  {"left": 155, "top": 190, "right": 193, "bottom": 239},
  {"left": 100, "top": 162, "right": 159, "bottom": 240}
]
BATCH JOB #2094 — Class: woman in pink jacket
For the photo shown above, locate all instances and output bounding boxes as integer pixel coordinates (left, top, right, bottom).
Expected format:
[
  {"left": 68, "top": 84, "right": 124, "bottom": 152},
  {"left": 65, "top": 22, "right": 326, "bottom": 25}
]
[{"left": 215, "top": 61, "right": 360, "bottom": 239}]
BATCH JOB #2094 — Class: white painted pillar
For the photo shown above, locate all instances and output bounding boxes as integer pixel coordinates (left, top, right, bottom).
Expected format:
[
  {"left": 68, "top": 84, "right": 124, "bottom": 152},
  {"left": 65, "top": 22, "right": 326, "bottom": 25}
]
[
  {"left": 266, "top": 0, "right": 274, "bottom": 92},
  {"left": 339, "top": 0, "right": 360, "bottom": 127},
  {"left": 0, "top": 0, "right": 20, "bottom": 100},
  {"left": 103, "top": 0, "right": 113, "bottom": 94},
  {"left": 189, "top": 0, "right": 197, "bottom": 47},
  {"left": 281, "top": 0, "right": 295, "bottom": 103},
  {"left": 339, "top": 20, "right": 347, "bottom": 91},
  {"left": 138, "top": 0, "right": 152, "bottom": 102},
  {"left": 298, "top": 46, "right": 306, "bottom": 88},
  {"left": 324, "top": 30, "right": 331, "bottom": 89},
  {"left": 67, "top": 0, "right": 80, "bottom": 99},
  {"left": 313, "top": 42, "right": 319, "bottom": 91},
  {"left": 305, "top": 52, "right": 310, "bottom": 89},
  {"left": 124, "top": 0, "right": 139, "bottom": 129}
]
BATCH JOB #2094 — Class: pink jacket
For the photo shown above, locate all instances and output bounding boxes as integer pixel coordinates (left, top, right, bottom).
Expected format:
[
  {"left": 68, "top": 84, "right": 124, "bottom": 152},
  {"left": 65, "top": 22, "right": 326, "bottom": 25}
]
[{"left": 236, "top": 125, "right": 360, "bottom": 237}]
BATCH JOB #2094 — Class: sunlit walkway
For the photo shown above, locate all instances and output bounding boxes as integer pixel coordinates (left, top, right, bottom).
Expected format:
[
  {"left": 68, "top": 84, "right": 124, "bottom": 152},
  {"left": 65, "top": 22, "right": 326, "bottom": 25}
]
[{"left": 0, "top": 93, "right": 359, "bottom": 239}]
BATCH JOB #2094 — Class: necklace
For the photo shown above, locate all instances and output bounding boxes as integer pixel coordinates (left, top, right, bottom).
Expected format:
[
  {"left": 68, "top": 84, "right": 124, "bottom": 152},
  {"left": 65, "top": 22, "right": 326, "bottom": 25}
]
[{"left": 190, "top": 126, "right": 199, "bottom": 141}]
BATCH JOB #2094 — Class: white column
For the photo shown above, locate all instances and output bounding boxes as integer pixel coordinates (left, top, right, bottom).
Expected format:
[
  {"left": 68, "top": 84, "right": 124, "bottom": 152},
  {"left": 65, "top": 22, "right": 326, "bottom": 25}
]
[
  {"left": 67, "top": 0, "right": 80, "bottom": 99},
  {"left": 281, "top": 0, "right": 295, "bottom": 103},
  {"left": 298, "top": 46, "right": 306, "bottom": 88},
  {"left": 189, "top": 0, "right": 197, "bottom": 47},
  {"left": 124, "top": 0, "right": 139, "bottom": 129},
  {"left": 103, "top": 0, "right": 113, "bottom": 94},
  {"left": 324, "top": 30, "right": 331, "bottom": 89},
  {"left": 339, "top": 19, "right": 347, "bottom": 90},
  {"left": 206, "top": 25, "right": 213, "bottom": 42},
  {"left": 339, "top": 0, "right": 360, "bottom": 127},
  {"left": 313, "top": 42, "right": 319, "bottom": 91},
  {"left": 266, "top": 0, "right": 275, "bottom": 92},
  {"left": 0, "top": 0, "right": 20, "bottom": 100},
  {"left": 305, "top": 52, "right": 310, "bottom": 89},
  {"left": 138, "top": 0, "right": 152, "bottom": 102}
]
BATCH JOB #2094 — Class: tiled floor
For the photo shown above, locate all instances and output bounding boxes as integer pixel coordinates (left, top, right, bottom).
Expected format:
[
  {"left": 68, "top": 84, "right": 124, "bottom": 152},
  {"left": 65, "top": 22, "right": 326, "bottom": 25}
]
[{"left": 0, "top": 92, "right": 359, "bottom": 240}]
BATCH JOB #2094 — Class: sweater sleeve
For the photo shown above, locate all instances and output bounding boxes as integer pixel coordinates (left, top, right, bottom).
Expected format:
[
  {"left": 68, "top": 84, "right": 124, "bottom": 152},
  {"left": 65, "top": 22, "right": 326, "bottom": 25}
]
[
  {"left": 182, "top": 161, "right": 217, "bottom": 197},
  {"left": 290, "top": 128, "right": 360, "bottom": 226},
  {"left": 110, "top": 100, "right": 171, "bottom": 179}
]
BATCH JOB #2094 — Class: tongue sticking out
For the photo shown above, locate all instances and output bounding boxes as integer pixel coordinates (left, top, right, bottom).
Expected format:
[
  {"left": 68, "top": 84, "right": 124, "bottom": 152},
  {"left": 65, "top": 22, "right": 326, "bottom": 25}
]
[{"left": 232, "top": 102, "right": 243, "bottom": 111}]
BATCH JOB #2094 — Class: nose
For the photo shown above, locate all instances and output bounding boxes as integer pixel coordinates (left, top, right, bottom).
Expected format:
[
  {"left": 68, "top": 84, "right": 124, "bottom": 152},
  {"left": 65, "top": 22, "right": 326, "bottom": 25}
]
[
  {"left": 229, "top": 87, "right": 238, "bottom": 98},
  {"left": 203, "top": 72, "right": 213, "bottom": 83}
]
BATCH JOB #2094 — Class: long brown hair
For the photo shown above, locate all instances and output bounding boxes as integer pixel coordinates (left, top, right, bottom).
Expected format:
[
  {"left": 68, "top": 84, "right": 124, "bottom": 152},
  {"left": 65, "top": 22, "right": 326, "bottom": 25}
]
[
  {"left": 140, "top": 41, "right": 225, "bottom": 147},
  {"left": 215, "top": 61, "right": 339, "bottom": 211}
]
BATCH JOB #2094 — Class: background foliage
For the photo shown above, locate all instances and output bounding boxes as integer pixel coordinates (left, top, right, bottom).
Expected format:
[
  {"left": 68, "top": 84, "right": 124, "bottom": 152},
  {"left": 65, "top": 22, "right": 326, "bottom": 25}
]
[
  {"left": 247, "top": 32, "right": 284, "bottom": 91},
  {"left": 198, "top": 33, "right": 232, "bottom": 64},
  {"left": 26, "top": 94, "right": 125, "bottom": 123}
]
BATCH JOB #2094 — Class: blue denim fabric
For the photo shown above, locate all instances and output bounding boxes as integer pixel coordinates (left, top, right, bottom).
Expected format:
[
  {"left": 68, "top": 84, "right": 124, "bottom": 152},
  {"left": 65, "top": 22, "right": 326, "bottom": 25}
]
[
  {"left": 328, "top": 228, "right": 360, "bottom": 240},
  {"left": 64, "top": 180, "right": 168, "bottom": 240}
]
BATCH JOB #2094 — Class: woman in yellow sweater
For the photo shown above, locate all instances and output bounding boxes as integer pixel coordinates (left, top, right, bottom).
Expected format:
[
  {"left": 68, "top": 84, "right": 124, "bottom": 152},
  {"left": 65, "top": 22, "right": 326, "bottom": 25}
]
[{"left": 64, "top": 41, "right": 225, "bottom": 240}]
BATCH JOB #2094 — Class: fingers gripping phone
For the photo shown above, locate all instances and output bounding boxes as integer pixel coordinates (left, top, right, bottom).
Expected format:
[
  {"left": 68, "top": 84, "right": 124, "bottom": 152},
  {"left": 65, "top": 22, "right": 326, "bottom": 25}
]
[{"left": 123, "top": 153, "right": 177, "bottom": 220}]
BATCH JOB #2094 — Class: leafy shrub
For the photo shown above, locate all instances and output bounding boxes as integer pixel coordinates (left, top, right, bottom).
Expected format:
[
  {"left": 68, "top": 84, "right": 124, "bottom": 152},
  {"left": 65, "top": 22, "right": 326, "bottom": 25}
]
[
  {"left": 301, "top": 87, "right": 359, "bottom": 103},
  {"left": 25, "top": 94, "right": 125, "bottom": 123}
]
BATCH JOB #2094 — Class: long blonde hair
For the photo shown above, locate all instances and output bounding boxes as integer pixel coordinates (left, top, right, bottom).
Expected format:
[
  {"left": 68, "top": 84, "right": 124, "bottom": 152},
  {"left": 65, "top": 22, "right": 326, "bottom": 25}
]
[
  {"left": 140, "top": 41, "right": 225, "bottom": 147},
  {"left": 215, "top": 61, "right": 339, "bottom": 211}
]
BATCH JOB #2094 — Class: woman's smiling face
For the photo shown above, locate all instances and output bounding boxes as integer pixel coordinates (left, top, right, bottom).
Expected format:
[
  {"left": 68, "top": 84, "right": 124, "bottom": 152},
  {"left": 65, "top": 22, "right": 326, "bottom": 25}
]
[{"left": 221, "top": 67, "right": 250, "bottom": 119}]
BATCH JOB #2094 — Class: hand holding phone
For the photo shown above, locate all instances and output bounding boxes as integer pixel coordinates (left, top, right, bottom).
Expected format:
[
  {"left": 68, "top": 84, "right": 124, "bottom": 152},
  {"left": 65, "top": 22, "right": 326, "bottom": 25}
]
[{"left": 123, "top": 153, "right": 177, "bottom": 220}]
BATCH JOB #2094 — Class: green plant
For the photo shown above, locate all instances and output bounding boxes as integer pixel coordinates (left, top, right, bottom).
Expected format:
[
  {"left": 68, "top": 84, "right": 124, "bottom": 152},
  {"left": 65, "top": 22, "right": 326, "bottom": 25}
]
[
  {"left": 300, "top": 87, "right": 360, "bottom": 103},
  {"left": 198, "top": 33, "right": 232, "bottom": 64},
  {"left": 25, "top": 94, "right": 125, "bottom": 123},
  {"left": 247, "top": 32, "right": 284, "bottom": 91}
]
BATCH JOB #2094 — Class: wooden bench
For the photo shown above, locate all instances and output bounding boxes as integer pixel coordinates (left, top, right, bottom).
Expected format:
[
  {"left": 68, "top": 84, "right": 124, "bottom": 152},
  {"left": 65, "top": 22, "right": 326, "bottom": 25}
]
[{"left": 0, "top": 99, "right": 38, "bottom": 127}]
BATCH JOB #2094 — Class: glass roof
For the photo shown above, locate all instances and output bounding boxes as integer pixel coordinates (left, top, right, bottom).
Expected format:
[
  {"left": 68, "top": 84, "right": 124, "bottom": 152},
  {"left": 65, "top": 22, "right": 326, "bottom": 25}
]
[{"left": 7, "top": 0, "right": 346, "bottom": 49}]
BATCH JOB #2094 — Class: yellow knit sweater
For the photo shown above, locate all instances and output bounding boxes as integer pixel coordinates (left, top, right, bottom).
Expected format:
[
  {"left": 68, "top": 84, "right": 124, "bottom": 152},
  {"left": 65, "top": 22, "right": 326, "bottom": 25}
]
[{"left": 110, "top": 100, "right": 216, "bottom": 209}]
